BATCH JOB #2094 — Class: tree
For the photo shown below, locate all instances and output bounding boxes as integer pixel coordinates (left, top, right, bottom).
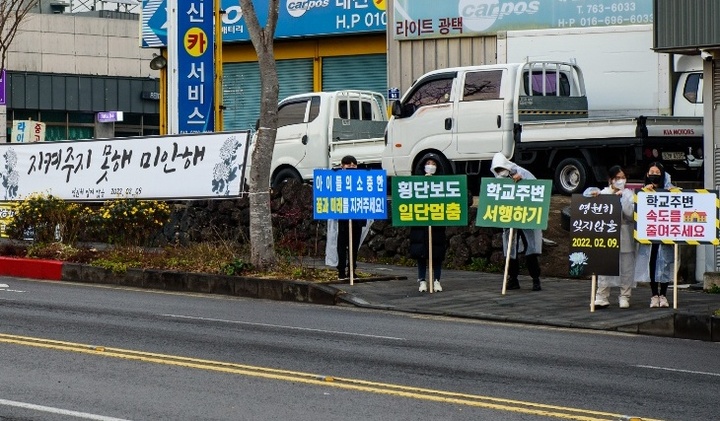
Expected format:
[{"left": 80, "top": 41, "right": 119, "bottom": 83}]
[
  {"left": 239, "top": 0, "right": 279, "bottom": 269},
  {"left": 0, "top": 0, "right": 38, "bottom": 143}
]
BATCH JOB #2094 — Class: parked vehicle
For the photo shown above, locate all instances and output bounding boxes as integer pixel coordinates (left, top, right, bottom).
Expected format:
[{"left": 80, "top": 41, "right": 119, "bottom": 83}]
[
  {"left": 497, "top": 24, "right": 703, "bottom": 118},
  {"left": 381, "top": 61, "right": 703, "bottom": 195},
  {"left": 247, "top": 90, "right": 388, "bottom": 188}
]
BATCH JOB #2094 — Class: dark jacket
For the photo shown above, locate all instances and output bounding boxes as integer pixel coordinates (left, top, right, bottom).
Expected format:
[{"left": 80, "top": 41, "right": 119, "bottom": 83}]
[{"left": 409, "top": 226, "right": 447, "bottom": 261}]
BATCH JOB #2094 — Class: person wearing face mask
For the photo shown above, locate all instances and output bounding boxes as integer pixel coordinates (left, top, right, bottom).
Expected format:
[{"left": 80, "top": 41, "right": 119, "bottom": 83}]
[
  {"left": 585, "top": 165, "right": 637, "bottom": 308},
  {"left": 634, "top": 162, "right": 675, "bottom": 308},
  {"left": 408, "top": 158, "right": 447, "bottom": 292},
  {"left": 490, "top": 153, "right": 543, "bottom": 291}
]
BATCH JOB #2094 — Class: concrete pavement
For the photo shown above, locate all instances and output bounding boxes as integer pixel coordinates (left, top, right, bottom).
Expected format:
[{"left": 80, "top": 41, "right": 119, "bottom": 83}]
[
  {"left": 334, "top": 260, "right": 720, "bottom": 342},
  {"left": 1, "top": 256, "right": 719, "bottom": 341}
]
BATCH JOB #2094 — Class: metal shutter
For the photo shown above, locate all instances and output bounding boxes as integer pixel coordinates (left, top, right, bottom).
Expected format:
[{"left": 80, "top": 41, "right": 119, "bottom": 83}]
[
  {"left": 222, "top": 59, "right": 313, "bottom": 131},
  {"left": 322, "top": 54, "right": 387, "bottom": 98}
]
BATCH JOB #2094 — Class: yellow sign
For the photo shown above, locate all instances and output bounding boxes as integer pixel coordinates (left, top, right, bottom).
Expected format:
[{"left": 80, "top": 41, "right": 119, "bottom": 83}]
[{"left": 0, "top": 202, "right": 17, "bottom": 238}]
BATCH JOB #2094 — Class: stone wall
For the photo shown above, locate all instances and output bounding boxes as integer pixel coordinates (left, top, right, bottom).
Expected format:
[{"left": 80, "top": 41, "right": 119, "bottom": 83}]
[{"left": 160, "top": 181, "right": 507, "bottom": 269}]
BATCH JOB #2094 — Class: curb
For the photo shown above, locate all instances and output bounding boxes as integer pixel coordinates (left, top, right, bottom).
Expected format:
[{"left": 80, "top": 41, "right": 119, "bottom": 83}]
[{"left": 0, "top": 257, "right": 63, "bottom": 280}]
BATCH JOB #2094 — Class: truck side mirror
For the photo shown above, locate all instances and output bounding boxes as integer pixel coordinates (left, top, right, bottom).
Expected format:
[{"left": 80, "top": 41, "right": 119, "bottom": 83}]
[{"left": 391, "top": 101, "right": 402, "bottom": 118}]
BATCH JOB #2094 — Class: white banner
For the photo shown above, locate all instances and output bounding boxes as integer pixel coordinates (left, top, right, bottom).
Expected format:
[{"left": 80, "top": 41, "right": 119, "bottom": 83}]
[
  {"left": 635, "top": 190, "right": 719, "bottom": 245},
  {"left": 0, "top": 131, "right": 250, "bottom": 201}
]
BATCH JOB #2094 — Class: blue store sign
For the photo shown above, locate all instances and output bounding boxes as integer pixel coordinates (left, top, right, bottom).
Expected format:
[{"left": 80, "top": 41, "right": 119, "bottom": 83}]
[{"left": 142, "top": 0, "right": 386, "bottom": 47}]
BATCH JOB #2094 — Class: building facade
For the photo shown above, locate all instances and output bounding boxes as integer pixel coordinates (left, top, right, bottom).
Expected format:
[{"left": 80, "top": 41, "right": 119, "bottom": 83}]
[
  {"left": 653, "top": 0, "right": 720, "bottom": 276},
  {"left": 4, "top": 10, "right": 160, "bottom": 142}
]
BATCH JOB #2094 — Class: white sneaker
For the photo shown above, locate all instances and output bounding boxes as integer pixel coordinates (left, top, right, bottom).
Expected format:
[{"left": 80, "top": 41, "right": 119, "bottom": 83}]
[
  {"left": 650, "top": 295, "right": 660, "bottom": 308},
  {"left": 619, "top": 296, "right": 630, "bottom": 309},
  {"left": 594, "top": 297, "right": 610, "bottom": 307},
  {"left": 433, "top": 280, "right": 442, "bottom": 292},
  {"left": 659, "top": 296, "right": 669, "bottom": 308},
  {"left": 418, "top": 280, "right": 428, "bottom": 292}
]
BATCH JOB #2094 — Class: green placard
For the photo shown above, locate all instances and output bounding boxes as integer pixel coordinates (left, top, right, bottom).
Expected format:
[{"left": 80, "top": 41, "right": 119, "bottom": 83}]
[
  {"left": 391, "top": 175, "right": 468, "bottom": 226},
  {"left": 476, "top": 178, "right": 552, "bottom": 229}
]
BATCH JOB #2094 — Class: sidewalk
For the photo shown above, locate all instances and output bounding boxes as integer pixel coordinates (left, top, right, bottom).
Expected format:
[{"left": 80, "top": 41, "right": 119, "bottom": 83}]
[{"left": 334, "top": 260, "right": 720, "bottom": 342}]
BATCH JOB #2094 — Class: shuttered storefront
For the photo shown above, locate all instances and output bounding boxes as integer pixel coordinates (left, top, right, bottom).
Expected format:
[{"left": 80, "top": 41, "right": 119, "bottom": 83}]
[
  {"left": 222, "top": 59, "right": 314, "bottom": 131},
  {"left": 321, "top": 54, "right": 387, "bottom": 96}
]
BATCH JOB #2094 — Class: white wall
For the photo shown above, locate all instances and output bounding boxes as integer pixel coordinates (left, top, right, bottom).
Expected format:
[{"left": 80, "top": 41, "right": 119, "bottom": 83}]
[
  {"left": 498, "top": 25, "right": 675, "bottom": 117},
  {"left": 7, "top": 13, "right": 158, "bottom": 78}
]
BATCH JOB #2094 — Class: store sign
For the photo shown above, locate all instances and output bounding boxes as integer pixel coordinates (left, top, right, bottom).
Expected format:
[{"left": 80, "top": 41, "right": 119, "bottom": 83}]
[
  {"left": 0, "top": 132, "right": 250, "bottom": 201},
  {"left": 391, "top": 175, "right": 468, "bottom": 226},
  {"left": 142, "top": 0, "right": 386, "bottom": 47},
  {"left": 176, "top": 0, "right": 215, "bottom": 133},
  {"left": 97, "top": 111, "right": 124, "bottom": 123},
  {"left": 11, "top": 121, "right": 45, "bottom": 143},
  {"left": 313, "top": 168, "right": 387, "bottom": 220},
  {"left": 393, "top": 0, "right": 653, "bottom": 40},
  {"left": 0, "top": 69, "right": 6, "bottom": 106}
]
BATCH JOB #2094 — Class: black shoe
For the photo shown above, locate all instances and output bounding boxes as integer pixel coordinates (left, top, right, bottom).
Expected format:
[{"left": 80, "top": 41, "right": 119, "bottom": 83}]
[
  {"left": 532, "top": 279, "right": 542, "bottom": 291},
  {"left": 506, "top": 279, "right": 520, "bottom": 290}
]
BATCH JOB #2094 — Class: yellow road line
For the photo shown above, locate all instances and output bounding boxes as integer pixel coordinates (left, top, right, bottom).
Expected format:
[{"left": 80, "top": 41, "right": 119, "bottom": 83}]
[{"left": 0, "top": 333, "right": 659, "bottom": 421}]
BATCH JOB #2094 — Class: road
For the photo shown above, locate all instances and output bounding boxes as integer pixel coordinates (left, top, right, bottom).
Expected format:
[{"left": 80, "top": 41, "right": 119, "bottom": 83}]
[{"left": 0, "top": 278, "right": 717, "bottom": 421}]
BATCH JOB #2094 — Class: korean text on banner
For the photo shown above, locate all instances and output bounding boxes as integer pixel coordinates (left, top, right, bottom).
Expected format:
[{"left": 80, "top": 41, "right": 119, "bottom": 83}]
[
  {"left": 476, "top": 178, "right": 552, "bottom": 229},
  {"left": 313, "top": 169, "right": 388, "bottom": 220},
  {"left": 569, "top": 194, "right": 621, "bottom": 277},
  {"left": 391, "top": 175, "right": 468, "bottom": 227},
  {"left": 634, "top": 189, "right": 719, "bottom": 245}
]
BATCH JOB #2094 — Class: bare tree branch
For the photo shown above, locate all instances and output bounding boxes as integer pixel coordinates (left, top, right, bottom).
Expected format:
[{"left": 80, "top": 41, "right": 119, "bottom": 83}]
[{"left": 0, "top": 0, "right": 38, "bottom": 71}]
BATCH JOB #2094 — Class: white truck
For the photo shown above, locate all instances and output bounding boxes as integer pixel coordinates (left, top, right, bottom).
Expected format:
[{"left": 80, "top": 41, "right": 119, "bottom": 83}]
[
  {"left": 250, "top": 90, "right": 388, "bottom": 188},
  {"left": 497, "top": 24, "right": 703, "bottom": 118},
  {"left": 381, "top": 61, "right": 704, "bottom": 195}
]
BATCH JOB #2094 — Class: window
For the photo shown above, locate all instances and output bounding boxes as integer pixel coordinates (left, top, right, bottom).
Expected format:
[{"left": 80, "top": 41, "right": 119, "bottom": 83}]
[
  {"left": 277, "top": 100, "right": 308, "bottom": 127},
  {"left": 338, "top": 100, "right": 374, "bottom": 120},
  {"left": 523, "top": 71, "right": 571, "bottom": 96},
  {"left": 308, "top": 97, "right": 320, "bottom": 121},
  {"left": 402, "top": 76, "right": 454, "bottom": 116},
  {"left": 463, "top": 70, "right": 502, "bottom": 101},
  {"left": 683, "top": 73, "right": 702, "bottom": 103}
]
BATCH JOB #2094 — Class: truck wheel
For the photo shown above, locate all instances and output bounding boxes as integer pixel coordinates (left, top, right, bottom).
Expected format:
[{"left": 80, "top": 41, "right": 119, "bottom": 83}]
[
  {"left": 554, "top": 158, "right": 588, "bottom": 195},
  {"left": 271, "top": 168, "right": 302, "bottom": 189}
]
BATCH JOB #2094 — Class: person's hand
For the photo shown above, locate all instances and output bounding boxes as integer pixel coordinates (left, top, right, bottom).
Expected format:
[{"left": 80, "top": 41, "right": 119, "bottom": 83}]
[
  {"left": 644, "top": 184, "right": 655, "bottom": 190},
  {"left": 511, "top": 173, "right": 523, "bottom": 182}
]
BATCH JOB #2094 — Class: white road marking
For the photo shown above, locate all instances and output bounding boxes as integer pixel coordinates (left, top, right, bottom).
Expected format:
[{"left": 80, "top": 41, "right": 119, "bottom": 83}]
[
  {"left": 161, "top": 313, "right": 406, "bottom": 341},
  {"left": 635, "top": 365, "right": 720, "bottom": 377},
  {"left": 0, "top": 284, "right": 9, "bottom": 288},
  {"left": 0, "top": 398, "right": 132, "bottom": 420}
]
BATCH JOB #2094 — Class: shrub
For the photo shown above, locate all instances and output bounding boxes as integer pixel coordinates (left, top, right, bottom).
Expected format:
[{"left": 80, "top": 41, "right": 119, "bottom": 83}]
[
  {"left": 6, "top": 193, "right": 93, "bottom": 244},
  {"left": 97, "top": 199, "right": 172, "bottom": 246}
]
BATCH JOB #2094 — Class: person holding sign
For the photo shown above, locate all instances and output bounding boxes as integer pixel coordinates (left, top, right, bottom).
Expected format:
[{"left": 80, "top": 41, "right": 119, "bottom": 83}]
[
  {"left": 335, "top": 155, "right": 366, "bottom": 280},
  {"left": 586, "top": 165, "right": 637, "bottom": 308},
  {"left": 634, "top": 162, "right": 675, "bottom": 308},
  {"left": 409, "top": 158, "right": 446, "bottom": 293},
  {"left": 490, "top": 153, "right": 543, "bottom": 291}
]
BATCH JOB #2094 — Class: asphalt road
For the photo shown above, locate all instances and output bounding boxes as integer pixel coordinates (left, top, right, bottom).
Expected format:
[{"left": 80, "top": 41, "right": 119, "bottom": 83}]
[{"left": 0, "top": 278, "right": 717, "bottom": 421}]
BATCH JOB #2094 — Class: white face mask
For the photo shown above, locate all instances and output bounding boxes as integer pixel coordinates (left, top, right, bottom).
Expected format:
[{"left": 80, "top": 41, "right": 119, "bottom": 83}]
[
  {"left": 424, "top": 165, "right": 437, "bottom": 175},
  {"left": 612, "top": 179, "right": 626, "bottom": 190},
  {"left": 497, "top": 169, "right": 510, "bottom": 178}
]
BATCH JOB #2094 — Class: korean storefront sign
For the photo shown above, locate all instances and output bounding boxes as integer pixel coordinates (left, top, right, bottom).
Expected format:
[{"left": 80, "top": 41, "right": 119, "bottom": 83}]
[
  {"left": 0, "top": 131, "right": 249, "bottom": 201},
  {"left": 569, "top": 194, "right": 620, "bottom": 277},
  {"left": 391, "top": 175, "right": 468, "bottom": 226},
  {"left": 634, "top": 189, "right": 719, "bottom": 245},
  {"left": 175, "top": 0, "right": 215, "bottom": 133},
  {"left": 11, "top": 121, "right": 46, "bottom": 143},
  {"left": 393, "top": 0, "right": 653, "bottom": 40},
  {"left": 476, "top": 178, "right": 551, "bottom": 229},
  {"left": 312, "top": 169, "right": 387, "bottom": 220},
  {"left": 142, "top": 0, "right": 386, "bottom": 47}
]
